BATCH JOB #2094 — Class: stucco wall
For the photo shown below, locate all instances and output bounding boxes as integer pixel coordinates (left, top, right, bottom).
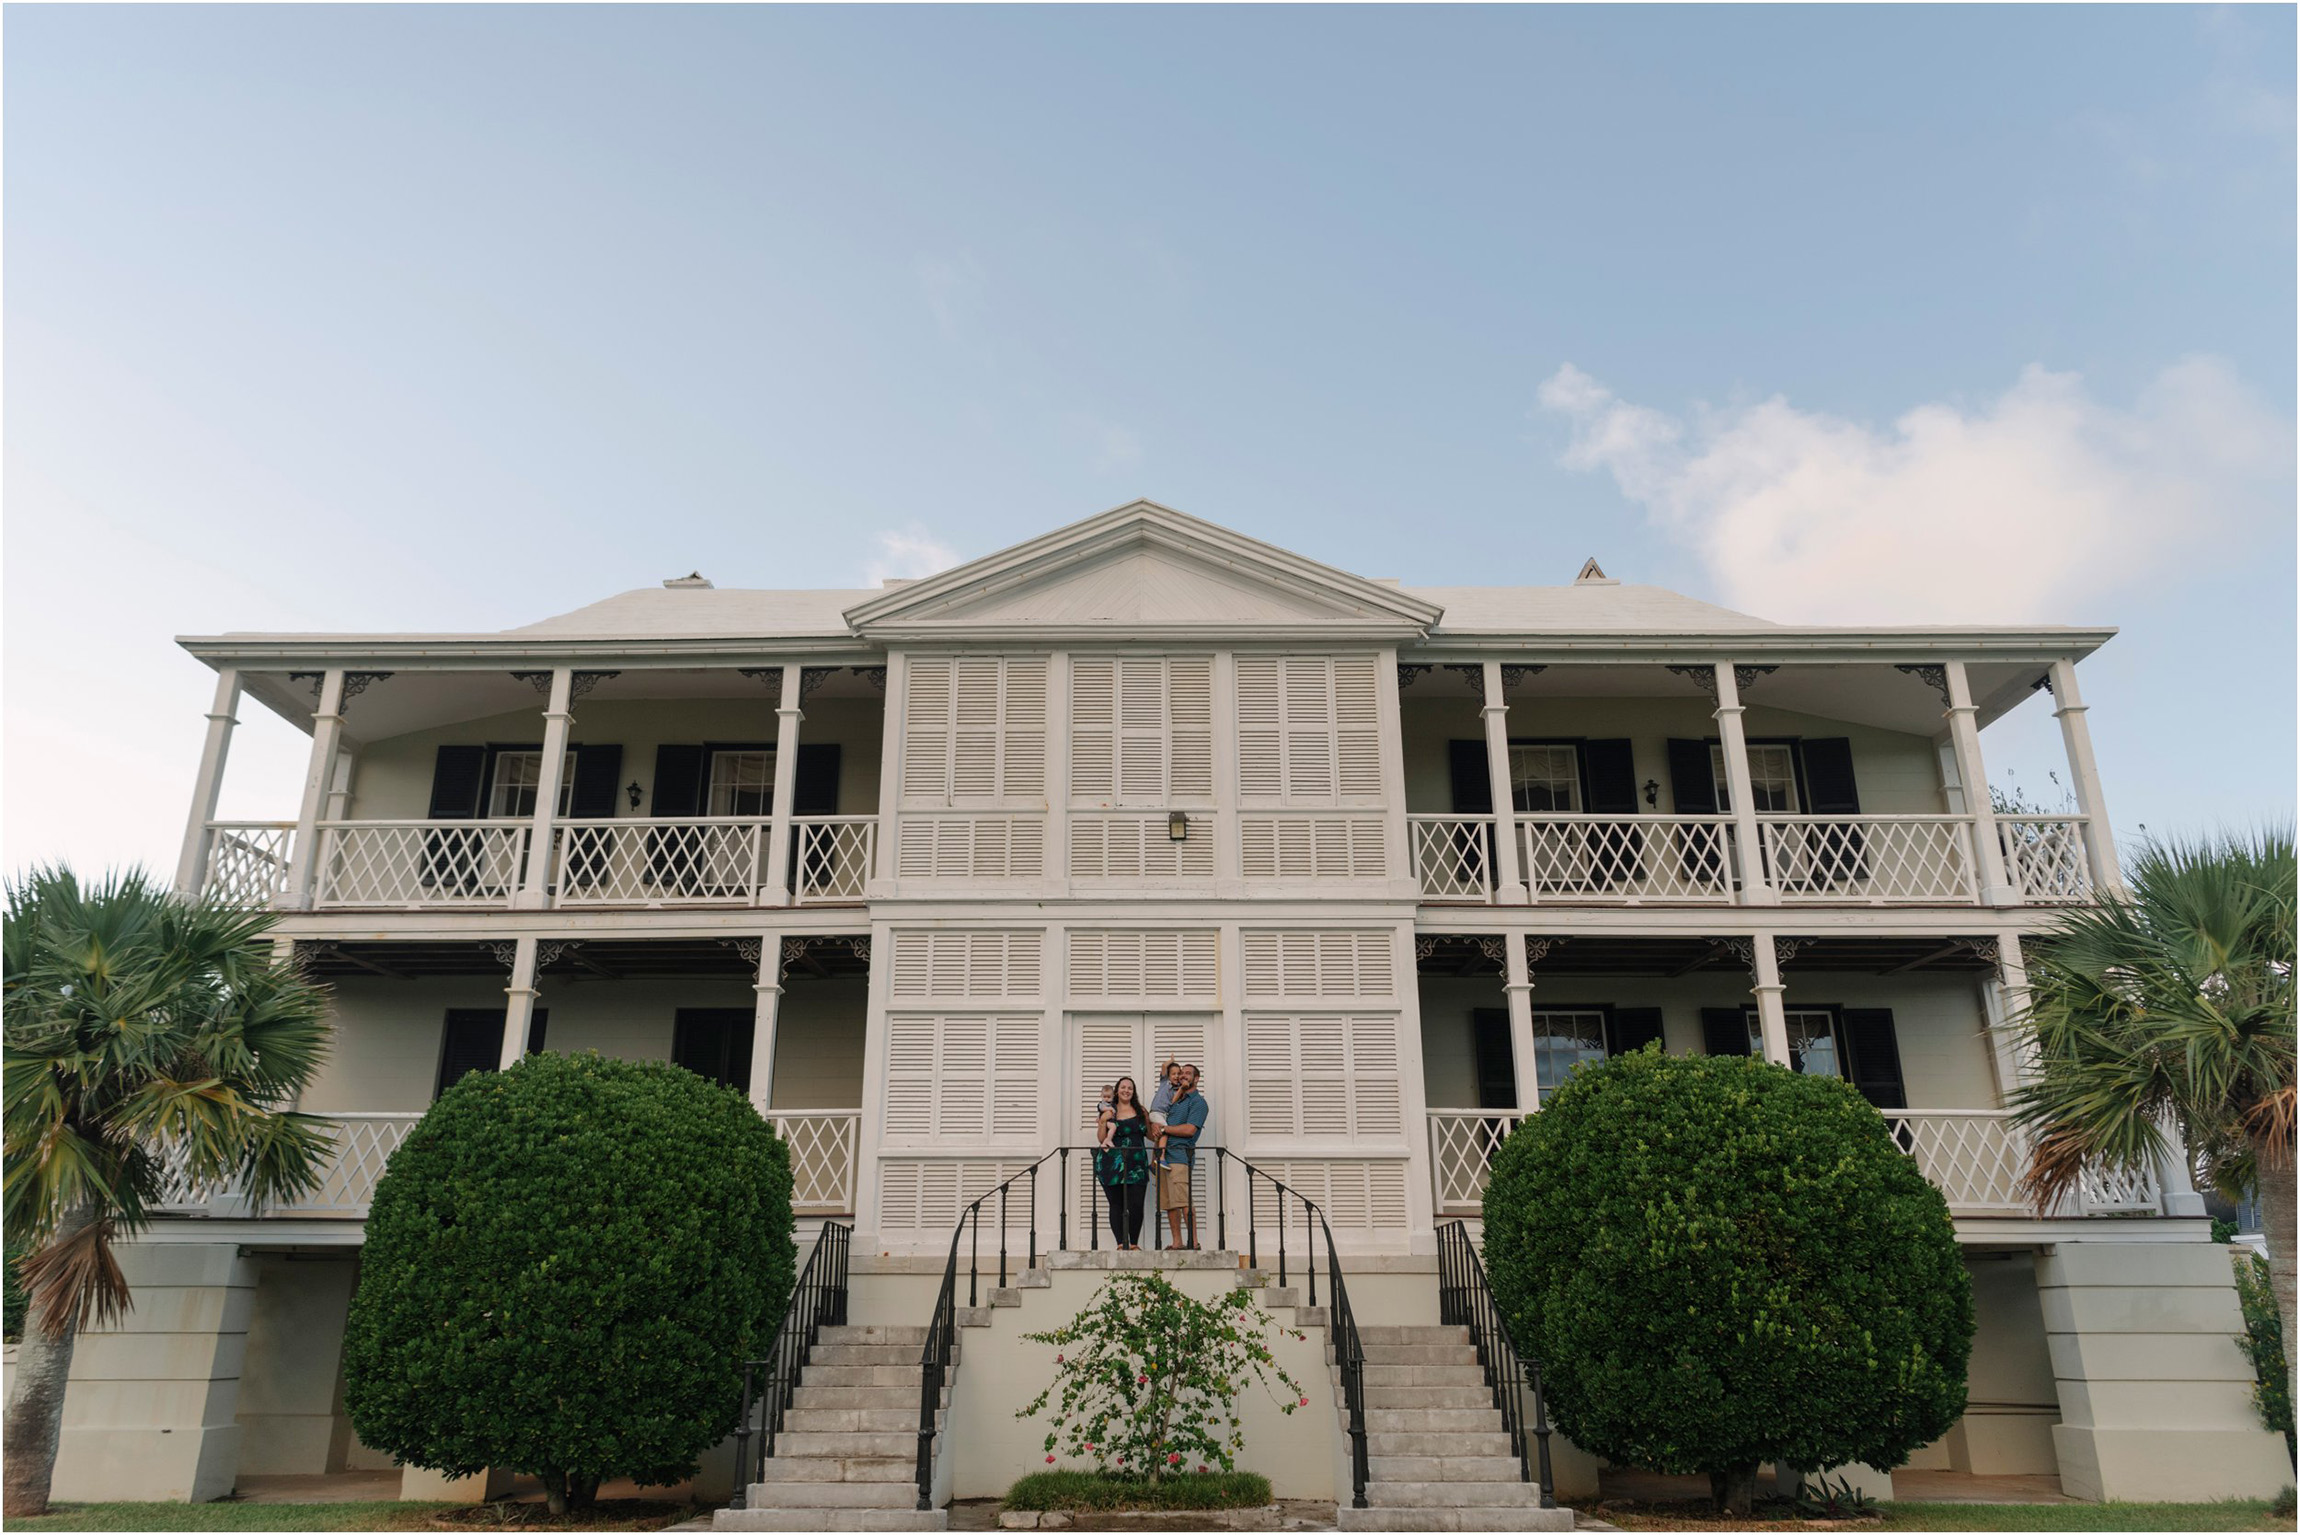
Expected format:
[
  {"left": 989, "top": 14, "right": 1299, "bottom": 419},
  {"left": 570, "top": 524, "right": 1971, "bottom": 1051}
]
[
  {"left": 342, "top": 697, "right": 884, "bottom": 819},
  {"left": 1417, "top": 971, "right": 2001, "bottom": 1110},
  {"left": 1400, "top": 696, "right": 1948, "bottom": 816}
]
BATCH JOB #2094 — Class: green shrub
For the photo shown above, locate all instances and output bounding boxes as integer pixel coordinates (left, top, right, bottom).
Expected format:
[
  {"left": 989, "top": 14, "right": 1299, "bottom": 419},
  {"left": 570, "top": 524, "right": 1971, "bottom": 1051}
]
[
  {"left": 342, "top": 1053, "right": 794, "bottom": 1513},
  {"left": 1484, "top": 1049, "right": 1973, "bottom": 1514},
  {"left": 2231, "top": 1248, "right": 2293, "bottom": 1456},
  {"left": 1003, "top": 1469, "right": 1272, "bottom": 1511}
]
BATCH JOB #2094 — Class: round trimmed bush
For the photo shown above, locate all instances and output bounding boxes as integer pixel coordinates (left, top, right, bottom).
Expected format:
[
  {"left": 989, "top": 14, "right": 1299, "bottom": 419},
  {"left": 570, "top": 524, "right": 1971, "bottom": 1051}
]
[
  {"left": 1484, "top": 1049, "right": 1971, "bottom": 1512},
  {"left": 343, "top": 1052, "right": 794, "bottom": 1512}
]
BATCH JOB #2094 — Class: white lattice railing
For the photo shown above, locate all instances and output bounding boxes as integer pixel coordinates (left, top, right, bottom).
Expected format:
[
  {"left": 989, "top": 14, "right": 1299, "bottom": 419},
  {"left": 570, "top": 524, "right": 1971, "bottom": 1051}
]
[
  {"left": 314, "top": 821, "right": 529, "bottom": 908},
  {"left": 1998, "top": 816, "right": 2094, "bottom": 904},
  {"left": 1521, "top": 816, "right": 1738, "bottom": 903},
  {"left": 1760, "top": 815, "right": 1979, "bottom": 904},
  {"left": 553, "top": 818, "right": 769, "bottom": 906},
  {"left": 767, "top": 1110, "right": 862, "bottom": 1213},
  {"left": 1881, "top": 1109, "right": 2161, "bottom": 1217},
  {"left": 201, "top": 822, "right": 295, "bottom": 907},
  {"left": 1428, "top": 1109, "right": 1524, "bottom": 1212},
  {"left": 792, "top": 817, "right": 876, "bottom": 903},
  {"left": 152, "top": 1112, "right": 424, "bottom": 1218},
  {"left": 1410, "top": 816, "right": 1493, "bottom": 900}
]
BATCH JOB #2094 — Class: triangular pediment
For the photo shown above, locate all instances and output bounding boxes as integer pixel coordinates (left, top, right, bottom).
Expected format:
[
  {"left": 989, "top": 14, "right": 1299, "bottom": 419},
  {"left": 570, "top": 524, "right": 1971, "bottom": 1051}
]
[{"left": 843, "top": 501, "right": 1443, "bottom": 640}]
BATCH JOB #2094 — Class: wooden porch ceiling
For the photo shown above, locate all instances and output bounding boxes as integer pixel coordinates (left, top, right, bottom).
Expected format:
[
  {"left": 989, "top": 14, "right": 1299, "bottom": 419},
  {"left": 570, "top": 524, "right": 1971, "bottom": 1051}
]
[
  {"left": 294, "top": 938, "right": 871, "bottom": 981},
  {"left": 1413, "top": 933, "right": 1999, "bottom": 978}
]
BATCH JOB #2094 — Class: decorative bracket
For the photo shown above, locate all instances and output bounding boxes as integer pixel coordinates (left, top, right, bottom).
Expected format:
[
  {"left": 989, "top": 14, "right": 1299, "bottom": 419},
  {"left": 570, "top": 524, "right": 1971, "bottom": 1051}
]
[
  {"left": 800, "top": 667, "right": 837, "bottom": 699},
  {"left": 1895, "top": 664, "right": 1951, "bottom": 707},
  {"left": 509, "top": 670, "right": 618, "bottom": 700},
  {"left": 738, "top": 668, "right": 785, "bottom": 709},
  {"left": 1442, "top": 664, "right": 1487, "bottom": 692},
  {"left": 287, "top": 671, "right": 392, "bottom": 713},
  {"left": 1715, "top": 935, "right": 1802, "bottom": 977},
  {"left": 852, "top": 666, "right": 888, "bottom": 693},
  {"left": 486, "top": 939, "right": 581, "bottom": 970},
  {"left": 1524, "top": 935, "right": 1567, "bottom": 966},
  {"left": 723, "top": 936, "right": 767, "bottom": 968},
  {"left": 1666, "top": 664, "right": 1775, "bottom": 699},
  {"left": 1500, "top": 665, "right": 1544, "bottom": 688},
  {"left": 1396, "top": 664, "right": 1431, "bottom": 690}
]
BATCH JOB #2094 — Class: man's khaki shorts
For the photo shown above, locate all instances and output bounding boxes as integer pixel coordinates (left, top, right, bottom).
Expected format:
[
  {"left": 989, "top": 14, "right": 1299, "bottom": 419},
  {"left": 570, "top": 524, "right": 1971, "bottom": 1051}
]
[{"left": 1158, "top": 1164, "right": 1194, "bottom": 1212}]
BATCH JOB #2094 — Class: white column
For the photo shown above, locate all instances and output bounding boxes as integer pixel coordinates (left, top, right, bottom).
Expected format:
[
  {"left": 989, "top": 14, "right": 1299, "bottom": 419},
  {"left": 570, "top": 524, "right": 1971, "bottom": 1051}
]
[
  {"left": 1713, "top": 663, "right": 1776, "bottom": 905},
  {"left": 1503, "top": 933, "right": 1540, "bottom": 1111},
  {"left": 283, "top": 670, "right": 347, "bottom": 909},
  {"left": 870, "top": 653, "right": 907, "bottom": 895},
  {"left": 516, "top": 668, "right": 575, "bottom": 910},
  {"left": 1944, "top": 662, "right": 2015, "bottom": 906},
  {"left": 323, "top": 747, "right": 358, "bottom": 823},
  {"left": 2153, "top": 1125, "right": 2208, "bottom": 1218},
  {"left": 499, "top": 936, "right": 540, "bottom": 1069},
  {"left": 1481, "top": 661, "right": 1528, "bottom": 905},
  {"left": 174, "top": 668, "right": 242, "bottom": 894},
  {"left": 748, "top": 936, "right": 783, "bottom": 1112},
  {"left": 763, "top": 664, "right": 805, "bottom": 906},
  {"left": 1982, "top": 932, "right": 2039, "bottom": 1099},
  {"left": 2047, "top": 659, "right": 2124, "bottom": 896},
  {"left": 1376, "top": 648, "right": 1415, "bottom": 902},
  {"left": 1750, "top": 936, "right": 1791, "bottom": 1065}
]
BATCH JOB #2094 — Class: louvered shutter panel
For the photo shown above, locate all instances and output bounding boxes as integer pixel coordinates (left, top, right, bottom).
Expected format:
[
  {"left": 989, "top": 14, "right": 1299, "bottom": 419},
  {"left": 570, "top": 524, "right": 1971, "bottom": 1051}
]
[
  {"left": 1070, "top": 659, "right": 1117, "bottom": 800},
  {"left": 1606, "top": 1007, "right": 1666, "bottom": 1057},
  {"left": 951, "top": 659, "right": 1001, "bottom": 799},
  {"left": 1240, "top": 931, "right": 1395, "bottom": 1000},
  {"left": 1284, "top": 659, "right": 1335, "bottom": 798},
  {"left": 1334, "top": 656, "right": 1382, "bottom": 797},
  {"left": 1582, "top": 740, "right": 1638, "bottom": 814},
  {"left": 1002, "top": 658, "right": 1048, "bottom": 797},
  {"left": 1245, "top": 1015, "right": 1299, "bottom": 1137},
  {"left": 428, "top": 746, "right": 488, "bottom": 819},
  {"left": 1666, "top": 740, "right": 1718, "bottom": 815},
  {"left": 1237, "top": 656, "right": 1383, "bottom": 804},
  {"left": 793, "top": 744, "right": 841, "bottom": 815},
  {"left": 903, "top": 659, "right": 953, "bottom": 801},
  {"left": 434, "top": 1010, "right": 506, "bottom": 1099},
  {"left": 567, "top": 745, "right": 623, "bottom": 819},
  {"left": 1169, "top": 658, "right": 1214, "bottom": 797},
  {"left": 1236, "top": 656, "right": 1282, "bottom": 798},
  {"left": 1842, "top": 1008, "right": 1906, "bottom": 1109},
  {"left": 1077, "top": 1017, "right": 1142, "bottom": 1135},
  {"left": 1799, "top": 739, "right": 1861, "bottom": 814},
  {"left": 1701, "top": 1007, "right": 1751, "bottom": 1057},
  {"left": 1350, "top": 1014, "right": 1404, "bottom": 1134},
  {"left": 1448, "top": 741, "right": 1494, "bottom": 815}
]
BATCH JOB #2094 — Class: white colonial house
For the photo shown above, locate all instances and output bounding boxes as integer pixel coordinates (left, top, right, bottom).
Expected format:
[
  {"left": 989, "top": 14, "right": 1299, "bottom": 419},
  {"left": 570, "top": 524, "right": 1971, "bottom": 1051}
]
[{"left": 50, "top": 502, "right": 2289, "bottom": 1518}]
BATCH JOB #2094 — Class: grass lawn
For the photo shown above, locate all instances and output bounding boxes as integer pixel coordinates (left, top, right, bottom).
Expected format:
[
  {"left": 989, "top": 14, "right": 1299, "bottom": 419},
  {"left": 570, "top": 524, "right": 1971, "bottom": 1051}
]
[
  {"left": 11, "top": 1500, "right": 699, "bottom": 1532},
  {"left": 1572, "top": 1498, "right": 2290, "bottom": 1532}
]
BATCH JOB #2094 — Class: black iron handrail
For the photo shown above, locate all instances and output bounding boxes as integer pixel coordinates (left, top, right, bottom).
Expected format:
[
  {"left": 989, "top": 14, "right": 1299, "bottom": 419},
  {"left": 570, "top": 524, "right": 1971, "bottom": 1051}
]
[
  {"left": 1211, "top": 1148, "right": 1369, "bottom": 1510},
  {"left": 1436, "top": 1220, "right": 1555, "bottom": 1508},
  {"left": 729, "top": 1221, "right": 852, "bottom": 1508}
]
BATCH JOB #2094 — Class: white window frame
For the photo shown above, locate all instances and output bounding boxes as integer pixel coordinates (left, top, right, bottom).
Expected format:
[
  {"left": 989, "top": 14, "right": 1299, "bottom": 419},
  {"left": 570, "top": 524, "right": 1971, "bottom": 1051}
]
[
  {"left": 1746, "top": 1006, "right": 1844, "bottom": 1078},
  {"left": 1712, "top": 743, "right": 1800, "bottom": 814},
  {"left": 706, "top": 748, "right": 776, "bottom": 817},
  {"left": 1531, "top": 1008, "right": 1609, "bottom": 1105},
  {"left": 487, "top": 751, "right": 575, "bottom": 819},
  {"left": 1509, "top": 743, "right": 1582, "bottom": 814}
]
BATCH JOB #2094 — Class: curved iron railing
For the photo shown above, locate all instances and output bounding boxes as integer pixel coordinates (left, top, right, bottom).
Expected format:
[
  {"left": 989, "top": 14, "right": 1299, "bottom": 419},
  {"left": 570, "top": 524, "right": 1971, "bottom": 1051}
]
[
  {"left": 728, "top": 1221, "right": 852, "bottom": 1508},
  {"left": 1211, "top": 1147, "right": 1369, "bottom": 1510},
  {"left": 1436, "top": 1219, "right": 1555, "bottom": 1508}
]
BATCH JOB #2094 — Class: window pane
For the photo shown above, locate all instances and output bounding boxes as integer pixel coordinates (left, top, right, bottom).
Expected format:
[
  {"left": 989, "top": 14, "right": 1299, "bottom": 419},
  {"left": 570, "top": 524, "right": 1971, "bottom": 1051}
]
[
  {"left": 708, "top": 751, "right": 775, "bottom": 816},
  {"left": 1532, "top": 1011, "right": 1607, "bottom": 1104},
  {"left": 1511, "top": 745, "right": 1580, "bottom": 813},
  {"left": 1746, "top": 1009, "right": 1843, "bottom": 1078},
  {"left": 1711, "top": 745, "right": 1801, "bottom": 814},
  {"left": 490, "top": 753, "right": 541, "bottom": 818}
]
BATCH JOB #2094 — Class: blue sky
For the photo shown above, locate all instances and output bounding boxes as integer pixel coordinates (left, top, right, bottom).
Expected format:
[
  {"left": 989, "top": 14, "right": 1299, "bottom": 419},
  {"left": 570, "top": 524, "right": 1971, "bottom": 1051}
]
[{"left": 6, "top": 5, "right": 2293, "bottom": 872}]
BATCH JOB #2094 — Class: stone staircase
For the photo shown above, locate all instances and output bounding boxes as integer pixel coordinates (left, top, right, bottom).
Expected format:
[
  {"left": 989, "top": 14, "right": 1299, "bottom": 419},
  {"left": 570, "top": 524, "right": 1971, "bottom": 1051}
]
[
  {"left": 713, "top": 1273, "right": 1052, "bottom": 1532},
  {"left": 1332, "top": 1323, "right": 1573, "bottom": 1532}
]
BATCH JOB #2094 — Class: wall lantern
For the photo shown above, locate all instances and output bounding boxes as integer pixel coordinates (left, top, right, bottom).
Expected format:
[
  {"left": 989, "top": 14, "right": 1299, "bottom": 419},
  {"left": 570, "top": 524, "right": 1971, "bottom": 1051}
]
[
  {"left": 627, "top": 781, "right": 645, "bottom": 811},
  {"left": 1643, "top": 779, "right": 1661, "bottom": 808},
  {"left": 1167, "top": 811, "right": 1190, "bottom": 842}
]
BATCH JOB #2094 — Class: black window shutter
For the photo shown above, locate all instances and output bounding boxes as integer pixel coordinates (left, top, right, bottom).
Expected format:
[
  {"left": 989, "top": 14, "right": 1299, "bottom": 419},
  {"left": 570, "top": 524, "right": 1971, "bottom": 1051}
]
[
  {"left": 1842, "top": 1008, "right": 1906, "bottom": 1109},
  {"left": 1799, "top": 739, "right": 1861, "bottom": 814},
  {"left": 1581, "top": 740, "right": 1638, "bottom": 814},
  {"left": 435, "top": 1010, "right": 506, "bottom": 1099},
  {"left": 1607, "top": 1007, "right": 1666, "bottom": 1057},
  {"left": 1666, "top": 739, "right": 1718, "bottom": 815},
  {"left": 793, "top": 744, "right": 842, "bottom": 816},
  {"left": 567, "top": 745, "right": 624, "bottom": 819},
  {"left": 650, "top": 745, "right": 707, "bottom": 817},
  {"left": 427, "top": 746, "right": 488, "bottom": 819},
  {"left": 1448, "top": 740, "right": 1494, "bottom": 815},
  {"left": 672, "top": 1008, "right": 755, "bottom": 1091},
  {"left": 525, "top": 1009, "right": 550, "bottom": 1055},
  {"left": 1701, "top": 1007, "right": 1751, "bottom": 1057},
  {"left": 1470, "top": 1008, "right": 1516, "bottom": 1110}
]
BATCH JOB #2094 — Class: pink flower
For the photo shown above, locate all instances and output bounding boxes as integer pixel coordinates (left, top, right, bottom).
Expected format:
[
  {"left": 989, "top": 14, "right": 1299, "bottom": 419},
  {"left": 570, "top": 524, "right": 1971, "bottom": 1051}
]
[
  {"left": 1197, "top": 1465, "right": 1210, "bottom": 1474},
  {"left": 1298, "top": 1396, "right": 1309, "bottom": 1406},
  {"left": 1168, "top": 1453, "right": 1182, "bottom": 1465},
  {"left": 1046, "top": 1455, "right": 1056, "bottom": 1464},
  {"left": 1138, "top": 1375, "right": 1148, "bottom": 1385}
]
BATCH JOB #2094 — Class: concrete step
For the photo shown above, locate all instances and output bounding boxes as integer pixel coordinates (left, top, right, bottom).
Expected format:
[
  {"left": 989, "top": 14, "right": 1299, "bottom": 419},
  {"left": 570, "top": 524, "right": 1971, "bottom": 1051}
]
[
  {"left": 784, "top": 1407, "right": 941, "bottom": 1435},
  {"left": 808, "top": 1365, "right": 944, "bottom": 1389},
  {"left": 714, "top": 1508, "right": 946, "bottom": 1532},
  {"left": 817, "top": 1326, "right": 930, "bottom": 1347},
  {"left": 1363, "top": 1407, "right": 1508, "bottom": 1433},
  {"left": 1358, "top": 1343, "right": 1479, "bottom": 1366},
  {"left": 1364, "top": 1432, "right": 1515, "bottom": 1457},
  {"left": 1352, "top": 1385, "right": 1501, "bottom": 1410},
  {"left": 987, "top": 1288, "right": 1025, "bottom": 1308},
  {"left": 1365, "top": 1455, "right": 1528, "bottom": 1482},
  {"left": 773, "top": 1431, "right": 922, "bottom": 1459},
  {"left": 735, "top": 1480, "right": 921, "bottom": 1509},
  {"left": 1355, "top": 1325, "right": 1469, "bottom": 1346},
  {"left": 810, "top": 1345, "right": 936, "bottom": 1366},
  {"left": 1359, "top": 1363, "right": 1488, "bottom": 1387},
  {"left": 758, "top": 1455, "right": 916, "bottom": 1484},
  {"left": 1337, "top": 1506, "right": 1570, "bottom": 1532},
  {"left": 1250, "top": 1287, "right": 1303, "bottom": 1309},
  {"left": 791, "top": 1386, "right": 946, "bottom": 1412},
  {"left": 956, "top": 1307, "right": 993, "bottom": 1328},
  {"left": 1366, "top": 1480, "right": 1541, "bottom": 1509}
]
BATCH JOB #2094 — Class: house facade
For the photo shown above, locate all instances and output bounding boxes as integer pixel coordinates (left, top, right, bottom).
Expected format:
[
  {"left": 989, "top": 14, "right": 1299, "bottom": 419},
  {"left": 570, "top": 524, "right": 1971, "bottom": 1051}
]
[{"left": 56, "top": 502, "right": 2289, "bottom": 1506}]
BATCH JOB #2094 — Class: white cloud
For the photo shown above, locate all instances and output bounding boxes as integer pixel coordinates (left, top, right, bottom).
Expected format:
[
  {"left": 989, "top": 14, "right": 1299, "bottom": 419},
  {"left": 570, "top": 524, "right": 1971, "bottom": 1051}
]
[
  {"left": 1068, "top": 413, "right": 1144, "bottom": 474},
  {"left": 1533, "top": 358, "right": 2288, "bottom": 624},
  {"left": 862, "top": 524, "right": 960, "bottom": 587}
]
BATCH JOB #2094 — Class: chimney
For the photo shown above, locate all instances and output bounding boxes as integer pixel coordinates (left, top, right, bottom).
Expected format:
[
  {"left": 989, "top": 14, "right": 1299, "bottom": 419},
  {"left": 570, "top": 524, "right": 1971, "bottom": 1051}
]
[{"left": 663, "top": 572, "right": 714, "bottom": 589}]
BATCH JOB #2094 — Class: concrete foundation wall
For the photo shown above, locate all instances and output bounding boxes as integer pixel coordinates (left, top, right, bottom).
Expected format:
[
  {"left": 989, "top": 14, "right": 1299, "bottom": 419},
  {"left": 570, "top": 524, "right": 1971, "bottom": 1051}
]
[{"left": 1906, "top": 1251, "right": 2062, "bottom": 1477}]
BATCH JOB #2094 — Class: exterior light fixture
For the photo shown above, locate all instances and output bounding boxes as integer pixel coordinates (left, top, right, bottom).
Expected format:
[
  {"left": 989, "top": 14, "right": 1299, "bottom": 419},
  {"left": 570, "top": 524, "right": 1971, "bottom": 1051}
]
[
  {"left": 1643, "top": 779, "right": 1660, "bottom": 808},
  {"left": 626, "top": 781, "right": 644, "bottom": 811},
  {"left": 1167, "top": 811, "right": 1190, "bottom": 842}
]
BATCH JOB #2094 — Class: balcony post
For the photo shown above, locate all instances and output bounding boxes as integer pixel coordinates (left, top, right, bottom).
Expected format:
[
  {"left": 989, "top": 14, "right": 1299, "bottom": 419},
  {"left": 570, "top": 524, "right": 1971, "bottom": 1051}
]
[
  {"left": 1944, "top": 662, "right": 2016, "bottom": 905},
  {"left": 323, "top": 747, "right": 358, "bottom": 823},
  {"left": 1502, "top": 933, "right": 1540, "bottom": 1111},
  {"left": 763, "top": 664, "right": 805, "bottom": 906},
  {"left": 2153, "top": 1125, "right": 2207, "bottom": 1218},
  {"left": 1713, "top": 663, "right": 1777, "bottom": 905},
  {"left": 498, "top": 936, "right": 540, "bottom": 1069},
  {"left": 283, "top": 669, "right": 347, "bottom": 910},
  {"left": 1480, "top": 661, "right": 1528, "bottom": 905},
  {"left": 1982, "top": 932, "right": 2040, "bottom": 1097},
  {"left": 174, "top": 668, "right": 242, "bottom": 895},
  {"left": 514, "top": 669, "right": 575, "bottom": 910},
  {"left": 2046, "top": 660, "right": 2124, "bottom": 897},
  {"left": 1749, "top": 936, "right": 1791, "bottom": 1066},
  {"left": 749, "top": 935, "right": 784, "bottom": 1113}
]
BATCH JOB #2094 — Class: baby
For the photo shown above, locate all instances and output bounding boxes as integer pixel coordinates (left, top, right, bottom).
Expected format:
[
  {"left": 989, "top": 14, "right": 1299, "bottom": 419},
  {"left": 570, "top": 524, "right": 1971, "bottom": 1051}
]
[{"left": 1096, "top": 1083, "right": 1117, "bottom": 1148}]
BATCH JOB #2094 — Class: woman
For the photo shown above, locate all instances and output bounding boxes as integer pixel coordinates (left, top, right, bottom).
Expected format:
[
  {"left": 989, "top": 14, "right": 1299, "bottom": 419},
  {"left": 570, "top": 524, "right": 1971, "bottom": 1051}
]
[{"left": 1094, "top": 1076, "right": 1153, "bottom": 1250}]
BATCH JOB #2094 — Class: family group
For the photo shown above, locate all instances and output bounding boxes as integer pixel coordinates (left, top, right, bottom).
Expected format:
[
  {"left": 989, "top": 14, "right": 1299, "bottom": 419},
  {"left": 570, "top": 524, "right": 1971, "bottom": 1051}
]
[{"left": 1090, "top": 1060, "right": 1208, "bottom": 1250}]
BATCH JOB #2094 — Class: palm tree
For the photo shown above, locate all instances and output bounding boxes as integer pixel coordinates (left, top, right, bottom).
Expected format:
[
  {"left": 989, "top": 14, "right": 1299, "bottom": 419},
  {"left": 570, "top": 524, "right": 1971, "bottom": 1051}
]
[
  {"left": 2, "top": 867, "right": 332, "bottom": 1515},
  {"left": 2012, "top": 828, "right": 2296, "bottom": 1413}
]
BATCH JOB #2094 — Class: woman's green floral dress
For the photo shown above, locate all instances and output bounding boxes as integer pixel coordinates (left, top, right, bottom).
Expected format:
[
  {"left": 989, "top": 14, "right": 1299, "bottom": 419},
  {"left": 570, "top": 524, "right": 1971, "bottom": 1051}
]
[{"left": 1096, "top": 1113, "right": 1152, "bottom": 1185}]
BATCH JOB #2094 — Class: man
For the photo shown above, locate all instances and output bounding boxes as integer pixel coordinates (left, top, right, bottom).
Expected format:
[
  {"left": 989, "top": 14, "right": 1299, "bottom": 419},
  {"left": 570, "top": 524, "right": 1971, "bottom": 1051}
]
[{"left": 1159, "top": 1063, "right": 1208, "bottom": 1250}]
